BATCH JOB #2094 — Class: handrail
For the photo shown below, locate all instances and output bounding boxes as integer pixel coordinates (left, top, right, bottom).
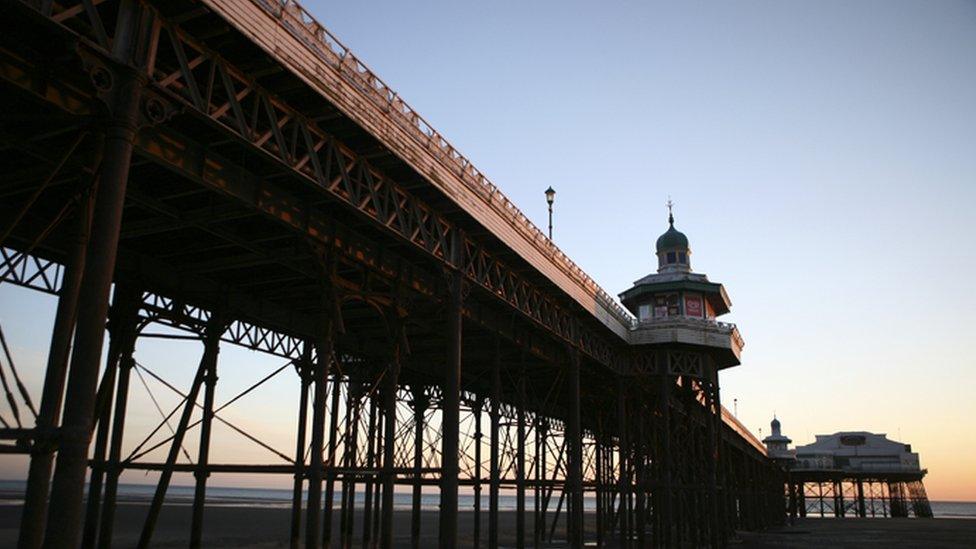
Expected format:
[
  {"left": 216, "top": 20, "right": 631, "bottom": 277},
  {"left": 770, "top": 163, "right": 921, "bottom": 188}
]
[
  {"left": 721, "top": 407, "right": 766, "bottom": 455},
  {"left": 633, "top": 316, "right": 746, "bottom": 348},
  {"left": 253, "top": 0, "right": 635, "bottom": 328}
]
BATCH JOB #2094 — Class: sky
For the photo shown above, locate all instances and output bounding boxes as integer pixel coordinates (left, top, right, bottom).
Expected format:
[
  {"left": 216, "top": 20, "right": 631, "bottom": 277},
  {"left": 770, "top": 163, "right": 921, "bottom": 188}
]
[{"left": 2, "top": 1, "right": 975, "bottom": 501}]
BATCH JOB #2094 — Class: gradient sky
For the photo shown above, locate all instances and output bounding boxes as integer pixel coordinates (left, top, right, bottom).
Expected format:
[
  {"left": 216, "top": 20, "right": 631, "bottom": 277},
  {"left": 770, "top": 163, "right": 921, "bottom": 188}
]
[{"left": 2, "top": 1, "right": 974, "bottom": 501}]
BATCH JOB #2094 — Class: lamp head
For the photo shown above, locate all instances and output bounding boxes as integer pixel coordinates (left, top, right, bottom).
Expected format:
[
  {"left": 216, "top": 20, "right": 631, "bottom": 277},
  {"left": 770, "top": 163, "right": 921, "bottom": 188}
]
[{"left": 545, "top": 186, "right": 556, "bottom": 205}]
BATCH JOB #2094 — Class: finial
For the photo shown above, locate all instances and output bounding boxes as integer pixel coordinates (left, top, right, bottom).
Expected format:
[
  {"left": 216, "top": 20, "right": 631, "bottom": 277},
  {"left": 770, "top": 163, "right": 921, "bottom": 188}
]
[{"left": 666, "top": 196, "right": 674, "bottom": 226}]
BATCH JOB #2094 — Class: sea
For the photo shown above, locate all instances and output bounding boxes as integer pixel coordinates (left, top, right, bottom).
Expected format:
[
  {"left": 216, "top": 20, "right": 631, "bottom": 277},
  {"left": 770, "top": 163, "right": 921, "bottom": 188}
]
[{"left": 1, "top": 480, "right": 973, "bottom": 518}]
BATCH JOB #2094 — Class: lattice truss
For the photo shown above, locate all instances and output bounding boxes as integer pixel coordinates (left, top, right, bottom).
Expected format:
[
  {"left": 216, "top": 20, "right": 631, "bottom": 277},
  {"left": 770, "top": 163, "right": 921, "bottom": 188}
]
[{"left": 5, "top": 0, "right": 619, "bottom": 368}]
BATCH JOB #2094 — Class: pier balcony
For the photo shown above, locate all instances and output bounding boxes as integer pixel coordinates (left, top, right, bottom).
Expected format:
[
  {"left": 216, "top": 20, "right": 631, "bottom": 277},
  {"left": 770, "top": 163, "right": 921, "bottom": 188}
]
[{"left": 628, "top": 316, "right": 744, "bottom": 366}]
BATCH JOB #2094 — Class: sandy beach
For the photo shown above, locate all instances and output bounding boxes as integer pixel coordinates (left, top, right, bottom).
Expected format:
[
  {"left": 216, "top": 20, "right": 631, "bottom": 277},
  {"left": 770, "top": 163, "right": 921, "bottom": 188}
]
[
  {"left": 736, "top": 517, "right": 976, "bottom": 549},
  {"left": 0, "top": 503, "right": 595, "bottom": 547},
  {"left": 3, "top": 503, "right": 976, "bottom": 547}
]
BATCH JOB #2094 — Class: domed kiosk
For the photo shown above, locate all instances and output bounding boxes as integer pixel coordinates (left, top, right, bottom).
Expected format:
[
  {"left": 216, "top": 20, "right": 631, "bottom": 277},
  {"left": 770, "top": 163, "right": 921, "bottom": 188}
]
[{"left": 618, "top": 205, "right": 744, "bottom": 370}]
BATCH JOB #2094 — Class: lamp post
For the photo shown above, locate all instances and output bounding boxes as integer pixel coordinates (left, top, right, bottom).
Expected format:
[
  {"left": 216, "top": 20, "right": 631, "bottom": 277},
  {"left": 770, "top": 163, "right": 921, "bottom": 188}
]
[{"left": 545, "top": 186, "right": 555, "bottom": 240}]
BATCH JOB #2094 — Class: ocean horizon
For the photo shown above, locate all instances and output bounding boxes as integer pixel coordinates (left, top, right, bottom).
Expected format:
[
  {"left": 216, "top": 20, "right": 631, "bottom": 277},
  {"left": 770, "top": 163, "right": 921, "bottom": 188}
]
[{"left": 1, "top": 480, "right": 972, "bottom": 519}]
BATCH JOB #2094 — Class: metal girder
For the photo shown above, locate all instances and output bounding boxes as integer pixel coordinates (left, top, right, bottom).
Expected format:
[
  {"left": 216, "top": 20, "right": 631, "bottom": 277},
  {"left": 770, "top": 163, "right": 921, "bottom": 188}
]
[{"left": 4, "top": 0, "right": 622, "bottom": 369}]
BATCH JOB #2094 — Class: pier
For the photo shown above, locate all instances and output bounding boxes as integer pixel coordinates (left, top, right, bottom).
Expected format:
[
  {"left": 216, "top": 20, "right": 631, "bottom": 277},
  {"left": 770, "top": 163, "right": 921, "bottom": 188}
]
[{"left": 1, "top": 0, "right": 784, "bottom": 547}]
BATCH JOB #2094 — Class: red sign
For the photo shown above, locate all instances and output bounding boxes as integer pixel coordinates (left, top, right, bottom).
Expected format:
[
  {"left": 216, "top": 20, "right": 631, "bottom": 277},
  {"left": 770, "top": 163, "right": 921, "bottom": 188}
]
[{"left": 685, "top": 295, "right": 703, "bottom": 317}]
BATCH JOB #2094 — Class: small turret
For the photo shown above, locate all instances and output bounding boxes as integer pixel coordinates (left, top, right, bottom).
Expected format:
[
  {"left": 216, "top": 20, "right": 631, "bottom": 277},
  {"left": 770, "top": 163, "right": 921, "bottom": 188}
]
[
  {"left": 655, "top": 201, "right": 691, "bottom": 273},
  {"left": 763, "top": 415, "right": 793, "bottom": 460}
]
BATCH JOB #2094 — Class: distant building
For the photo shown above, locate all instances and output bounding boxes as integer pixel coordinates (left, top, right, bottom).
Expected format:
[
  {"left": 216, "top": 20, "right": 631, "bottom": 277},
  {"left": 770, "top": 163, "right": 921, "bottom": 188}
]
[
  {"left": 765, "top": 417, "right": 932, "bottom": 519},
  {"left": 793, "top": 432, "right": 921, "bottom": 473}
]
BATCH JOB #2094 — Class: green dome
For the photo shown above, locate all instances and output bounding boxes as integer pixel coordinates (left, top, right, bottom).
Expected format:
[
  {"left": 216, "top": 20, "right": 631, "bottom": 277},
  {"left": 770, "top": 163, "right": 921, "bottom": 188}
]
[{"left": 656, "top": 221, "right": 689, "bottom": 252}]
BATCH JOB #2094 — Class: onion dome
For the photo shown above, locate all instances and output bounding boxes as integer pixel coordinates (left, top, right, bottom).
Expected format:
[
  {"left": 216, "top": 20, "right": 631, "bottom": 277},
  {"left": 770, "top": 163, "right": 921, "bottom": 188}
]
[
  {"left": 656, "top": 211, "right": 689, "bottom": 253},
  {"left": 655, "top": 204, "right": 691, "bottom": 273}
]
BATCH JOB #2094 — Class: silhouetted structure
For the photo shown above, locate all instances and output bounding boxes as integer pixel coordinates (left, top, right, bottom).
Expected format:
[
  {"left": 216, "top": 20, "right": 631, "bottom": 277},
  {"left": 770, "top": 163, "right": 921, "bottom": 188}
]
[
  {"left": 765, "top": 420, "right": 932, "bottom": 520},
  {"left": 0, "top": 0, "right": 785, "bottom": 547}
]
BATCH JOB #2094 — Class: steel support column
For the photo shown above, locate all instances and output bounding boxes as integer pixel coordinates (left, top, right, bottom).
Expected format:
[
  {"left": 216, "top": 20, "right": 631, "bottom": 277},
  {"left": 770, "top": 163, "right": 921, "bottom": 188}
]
[
  {"left": 190, "top": 314, "right": 223, "bottom": 548},
  {"left": 656, "top": 373, "right": 673, "bottom": 548},
  {"left": 516, "top": 371, "right": 527, "bottom": 549},
  {"left": 535, "top": 417, "right": 544, "bottom": 549},
  {"left": 473, "top": 394, "right": 484, "bottom": 549},
  {"left": 567, "top": 350, "right": 583, "bottom": 549},
  {"left": 616, "top": 377, "right": 629, "bottom": 548},
  {"left": 857, "top": 480, "right": 866, "bottom": 518},
  {"left": 95, "top": 290, "right": 141, "bottom": 549},
  {"left": 410, "top": 385, "right": 427, "bottom": 549},
  {"left": 80, "top": 305, "right": 127, "bottom": 549},
  {"left": 381, "top": 348, "right": 401, "bottom": 549},
  {"left": 707, "top": 383, "right": 721, "bottom": 548},
  {"left": 362, "top": 395, "right": 378, "bottom": 546},
  {"left": 323, "top": 373, "right": 342, "bottom": 547},
  {"left": 305, "top": 325, "right": 335, "bottom": 549},
  {"left": 439, "top": 273, "right": 463, "bottom": 548},
  {"left": 290, "top": 346, "right": 313, "bottom": 549},
  {"left": 488, "top": 338, "right": 501, "bottom": 549},
  {"left": 136, "top": 317, "right": 223, "bottom": 548},
  {"left": 18, "top": 175, "right": 95, "bottom": 549},
  {"left": 43, "top": 0, "right": 147, "bottom": 542}
]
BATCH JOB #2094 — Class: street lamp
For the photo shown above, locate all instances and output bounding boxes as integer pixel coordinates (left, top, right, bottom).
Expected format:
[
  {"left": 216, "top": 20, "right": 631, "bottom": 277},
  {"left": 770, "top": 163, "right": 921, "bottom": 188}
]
[{"left": 545, "top": 186, "right": 555, "bottom": 240}]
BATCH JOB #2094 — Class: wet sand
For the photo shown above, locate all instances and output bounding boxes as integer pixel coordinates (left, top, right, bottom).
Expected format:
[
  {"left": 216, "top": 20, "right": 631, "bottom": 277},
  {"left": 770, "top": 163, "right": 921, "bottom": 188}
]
[
  {"left": 736, "top": 517, "right": 976, "bottom": 548},
  {"left": 1, "top": 503, "right": 590, "bottom": 547},
  {"left": 3, "top": 504, "right": 974, "bottom": 547}
]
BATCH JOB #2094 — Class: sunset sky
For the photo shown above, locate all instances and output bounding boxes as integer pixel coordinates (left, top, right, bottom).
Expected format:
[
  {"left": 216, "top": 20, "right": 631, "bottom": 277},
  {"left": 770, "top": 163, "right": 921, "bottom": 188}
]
[{"left": 1, "top": 0, "right": 974, "bottom": 501}]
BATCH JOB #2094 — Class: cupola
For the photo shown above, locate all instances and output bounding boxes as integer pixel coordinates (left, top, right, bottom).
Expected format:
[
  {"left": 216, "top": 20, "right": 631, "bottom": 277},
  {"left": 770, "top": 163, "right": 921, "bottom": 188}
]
[{"left": 656, "top": 203, "right": 691, "bottom": 273}]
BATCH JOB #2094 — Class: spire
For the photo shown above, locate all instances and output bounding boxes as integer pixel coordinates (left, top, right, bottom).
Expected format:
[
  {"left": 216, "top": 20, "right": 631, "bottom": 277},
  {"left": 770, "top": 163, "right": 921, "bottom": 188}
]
[{"left": 666, "top": 196, "right": 674, "bottom": 227}]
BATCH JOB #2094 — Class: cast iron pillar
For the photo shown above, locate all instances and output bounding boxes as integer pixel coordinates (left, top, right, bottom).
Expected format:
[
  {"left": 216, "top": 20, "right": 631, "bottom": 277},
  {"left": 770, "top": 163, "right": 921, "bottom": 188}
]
[
  {"left": 380, "top": 330, "right": 402, "bottom": 549},
  {"left": 616, "top": 376, "right": 630, "bottom": 548},
  {"left": 305, "top": 323, "right": 335, "bottom": 549},
  {"left": 857, "top": 480, "right": 866, "bottom": 518},
  {"left": 42, "top": 1, "right": 149, "bottom": 545},
  {"left": 95, "top": 287, "right": 141, "bottom": 549},
  {"left": 439, "top": 272, "right": 463, "bottom": 548},
  {"left": 410, "top": 385, "right": 427, "bottom": 548},
  {"left": 567, "top": 349, "right": 584, "bottom": 548},
  {"left": 488, "top": 337, "right": 501, "bottom": 549},
  {"left": 290, "top": 345, "right": 313, "bottom": 549},
  {"left": 190, "top": 315, "right": 224, "bottom": 548},
  {"left": 18, "top": 174, "right": 95, "bottom": 549},
  {"left": 323, "top": 372, "right": 342, "bottom": 547},
  {"left": 516, "top": 370, "right": 527, "bottom": 549},
  {"left": 656, "top": 371, "right": 673, "bottom": 547}
]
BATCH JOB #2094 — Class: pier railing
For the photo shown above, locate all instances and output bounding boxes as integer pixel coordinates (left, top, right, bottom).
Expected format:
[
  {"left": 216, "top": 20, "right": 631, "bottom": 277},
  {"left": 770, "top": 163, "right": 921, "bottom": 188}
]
[
  {"left": 255, "top": 0, "right": 635, "bottom": 330},
  {"left": 634, "top": 316, "right": 745, "bottom": 349}
]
